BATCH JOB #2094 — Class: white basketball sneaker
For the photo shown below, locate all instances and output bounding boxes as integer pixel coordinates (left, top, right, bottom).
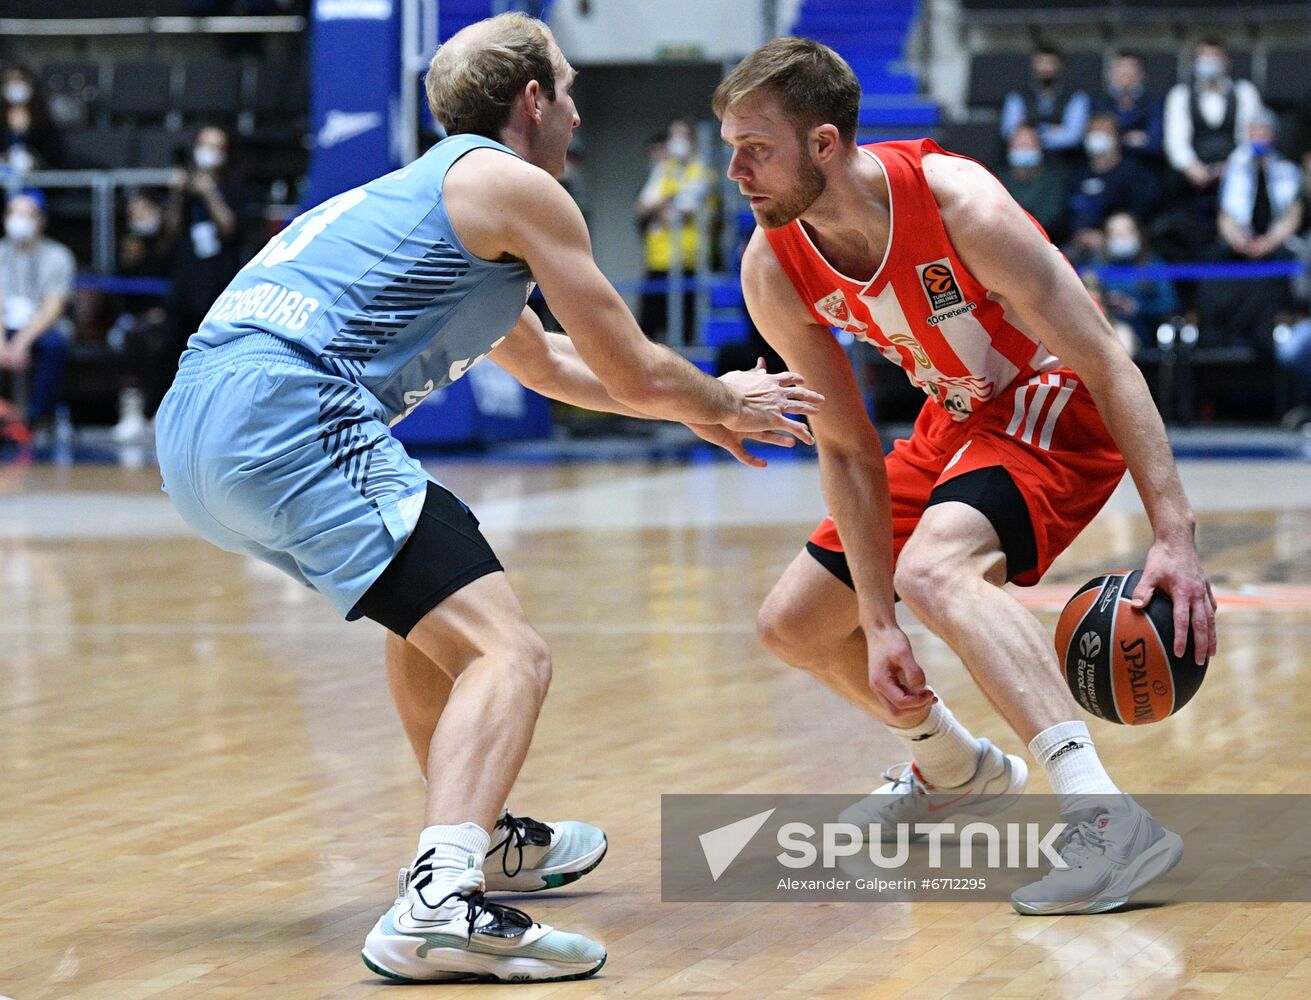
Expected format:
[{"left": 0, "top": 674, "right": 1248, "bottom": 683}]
[
  {"left": 1011, "top": 796, "right": 1183, "bottom": 915},
  {"left": 483, "top": 810, "right": 608, "bottom": 893},
  {"left": 362, "top": 854, "right": 606, "bottom": 983},
  {"left": 840, "top": 738, "right": 1029, "bottom": 841}
]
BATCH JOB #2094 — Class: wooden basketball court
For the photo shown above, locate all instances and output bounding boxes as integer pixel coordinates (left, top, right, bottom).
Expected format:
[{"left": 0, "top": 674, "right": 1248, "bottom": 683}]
[{"left": 1, "top": 455, "right": 1308, "bottom": 998}]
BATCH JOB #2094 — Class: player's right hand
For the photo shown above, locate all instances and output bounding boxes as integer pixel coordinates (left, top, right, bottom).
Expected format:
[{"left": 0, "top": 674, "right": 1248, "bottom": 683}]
[
  {"left": 867, "top": 626, "right": 936, "bottom": 717},
  {"left": 720, "top": 358, "right": 823, "bottom": 443}
]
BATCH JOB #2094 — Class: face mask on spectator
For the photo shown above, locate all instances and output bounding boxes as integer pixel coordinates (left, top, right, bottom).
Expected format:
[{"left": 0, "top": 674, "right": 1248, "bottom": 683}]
[
  {"left": 193, "top": 145, "right": 226, "bottom": 171},
  {"left": 3, "top": 80, "right": 32, "bottom": 105},
  {"left": 5, "top": 213, "right": 37, "bottom": 241},
  {"left": 1084, "top": 132, "right": 1116, "bottom": 158},
  {"left": 1106, "top": 235, "right": 1140, "bottom": 260},
  {"left": 1194, "top": 56, "right": 1225, "bottom": 81},
  {"left": 1249, "top": 139, "right": 1272, "bottom": 158},
  {"left": 666, "top": 134, "right": 691, "bottom": 160},
  {"left": 130, "top": 214, "right": 162, "bottom": 237},
  {"left": 1008, "top": 148, "right": 1041, "bottom": 169}
]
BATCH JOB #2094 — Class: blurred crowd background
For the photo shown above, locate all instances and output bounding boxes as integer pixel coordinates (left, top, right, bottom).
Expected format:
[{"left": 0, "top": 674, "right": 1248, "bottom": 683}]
[{"left": 2, "top": 0, "right": 1309, "bottom": 452}]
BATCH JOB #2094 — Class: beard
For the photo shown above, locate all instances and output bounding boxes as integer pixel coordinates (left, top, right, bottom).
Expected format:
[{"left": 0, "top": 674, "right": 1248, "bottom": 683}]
[{"left": 753, "top": 154, "right": 826, "bottom": 230}]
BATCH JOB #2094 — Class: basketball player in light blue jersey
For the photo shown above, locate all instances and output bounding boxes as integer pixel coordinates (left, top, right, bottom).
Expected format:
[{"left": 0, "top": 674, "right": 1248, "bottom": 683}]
[{"left": 156, "top": 12, "right": 822, "bottom": 984}]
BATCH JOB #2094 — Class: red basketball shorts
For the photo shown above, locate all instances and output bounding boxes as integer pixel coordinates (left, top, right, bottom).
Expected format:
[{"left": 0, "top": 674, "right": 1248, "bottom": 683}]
[{"left": 808, "top": 369, "right": 1127, "bottom": 586}]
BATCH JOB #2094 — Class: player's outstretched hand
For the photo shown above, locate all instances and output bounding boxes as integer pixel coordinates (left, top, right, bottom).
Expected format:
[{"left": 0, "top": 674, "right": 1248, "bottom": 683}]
[
  {"left": 719, "top": 358, "right": 822, "bottom": 443},
  {"left": 867, "top": 626, "right": 936, "bottom": 716},
  {"left": 685, "top": 421, "right": 798, "bottom": 468},
  {"left": 1131, "top": 536, "right": 1217, "bottom": 665}
]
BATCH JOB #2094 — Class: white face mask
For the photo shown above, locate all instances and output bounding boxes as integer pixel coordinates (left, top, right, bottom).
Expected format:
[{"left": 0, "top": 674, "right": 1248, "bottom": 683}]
[
  {"left": 3, "top": 80, "right": 32, "bottom": 105},
  {"left": 1084, "top": 132, "right": 1116, "bottom": 158},
  {"left": 1194, "top": 56, "right": 1225, "bottom": 81},
  {"left": 193, "top": 145, "right": 226, "bottom": 171},
  {"left": 130, "top": 215, "right": 162, "bottom": 237},
  {"left": 666, "top": 134, "right": 692, "bottom": 160},
  {"left": 1008, "top": 148, "right": 1042, "bottom": 169},
  {"left": 1106, "top": 235, "right": 1141, "bottom": 260},
  {"left": 5, "top": 213, "right": 38, "bottom": 241}
]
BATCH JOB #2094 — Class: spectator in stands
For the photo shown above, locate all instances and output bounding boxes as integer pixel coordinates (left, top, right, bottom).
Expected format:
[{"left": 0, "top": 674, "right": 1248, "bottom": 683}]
[
  {"left": 1067, "top": 114, "right": 1161, "bottom": 258},
  {"left": 1097, "top": 51, "right": 1163, "bottom": 162},
  {"left": 998, "top": 123, "right": 1068, "bottom": 244},
  {"left": 1078, "top": 269, "right": 1137, "bottom": 357},
  {"left": 111, "top": 193, "right": 173, "bottom": 443},
  {"left": 163, "top": 125, "right": 247, "bottom": 376},
  {"left": 0, "top": 190, "right": 74, "bottom": 433},
  {"left": 1199, "top": 110, "right": 1303, "bottom": 352},
  {"left": 634, "top": 118, "right": 709, "bottom": 343},
  {"left": 1097, "top": 211, "right": 1179, "bottom": 348},
  {"left": 1000, "top": 44, "right": 1090, "bottom": 167},
  {"left": 2, "top": 64, "right": 63, "bottom": 174},
  {"left": 1164, "top": 40, "right": 1264, "bottom": 199}
]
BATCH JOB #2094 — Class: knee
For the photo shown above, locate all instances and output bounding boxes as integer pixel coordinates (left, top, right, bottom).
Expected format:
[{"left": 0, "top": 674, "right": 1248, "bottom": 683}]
[
  {"left": 506, "top": 628, "right": 553, "bottom": 700},
  {"left": 892, "top": 544, "right": 958, "bottom": 619},
  {"left": 756, "top": 597, "right": 817, "bottom": 670}
]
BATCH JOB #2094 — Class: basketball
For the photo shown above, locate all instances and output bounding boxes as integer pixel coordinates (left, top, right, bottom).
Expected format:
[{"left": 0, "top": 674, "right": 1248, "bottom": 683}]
[{"left": 1054, "top": 570, "right": 1208, "bottom": 725}]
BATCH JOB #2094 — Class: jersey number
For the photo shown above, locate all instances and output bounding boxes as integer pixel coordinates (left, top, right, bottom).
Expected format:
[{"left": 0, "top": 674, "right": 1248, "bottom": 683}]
[{"left": 242, "top": 188, "right": 369, "bottom": 272}]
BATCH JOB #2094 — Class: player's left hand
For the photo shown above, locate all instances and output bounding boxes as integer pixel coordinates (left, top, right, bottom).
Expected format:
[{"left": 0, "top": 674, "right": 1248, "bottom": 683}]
[
  {"left": 1131, "top": 535, "right": 1216, "bottom": 665},
  {"left": 684, "top": 421, "right": 798, "bottom": 468}
]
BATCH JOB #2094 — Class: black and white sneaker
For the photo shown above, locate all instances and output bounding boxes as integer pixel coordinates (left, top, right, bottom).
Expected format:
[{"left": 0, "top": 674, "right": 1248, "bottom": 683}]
[
  {"left": 362, "top": 853, "right": 606, "bottom": 983},
  {"left": 484, "top": 810, "right": 608, "bottom": 893}
]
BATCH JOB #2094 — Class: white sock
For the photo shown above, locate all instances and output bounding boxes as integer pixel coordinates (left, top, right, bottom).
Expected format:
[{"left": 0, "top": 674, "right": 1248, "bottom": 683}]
[
  {"left": 410, "top": 823, "right": 490, "bottom": 916},
  {"left": 1028, "top": 721, "right": 1121, "bottom": 813},
  {"left": 885, "top": 700, "right": 982, "bottom": 787}
]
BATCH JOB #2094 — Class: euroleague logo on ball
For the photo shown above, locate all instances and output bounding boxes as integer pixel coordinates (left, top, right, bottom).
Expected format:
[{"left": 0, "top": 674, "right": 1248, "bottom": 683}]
[{"left": 1078, "top": 631, "right": 1101, "bottom": 659}]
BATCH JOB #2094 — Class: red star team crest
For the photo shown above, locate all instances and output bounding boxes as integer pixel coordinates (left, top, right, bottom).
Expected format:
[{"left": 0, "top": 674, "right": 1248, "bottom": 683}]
[{"left": 813, "top": 290, "right": 869, "bottom": 334}]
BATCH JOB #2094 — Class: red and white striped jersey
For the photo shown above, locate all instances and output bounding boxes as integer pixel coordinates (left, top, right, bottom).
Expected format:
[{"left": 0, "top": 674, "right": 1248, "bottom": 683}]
[{"left": 762, "top": 137, "right": 1063, "bottom": 421}]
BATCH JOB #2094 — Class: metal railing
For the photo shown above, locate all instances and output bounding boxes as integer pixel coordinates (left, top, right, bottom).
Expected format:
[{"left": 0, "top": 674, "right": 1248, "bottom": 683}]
[{"left": 3, "top": 168, "right": 175, "bottom": 274}]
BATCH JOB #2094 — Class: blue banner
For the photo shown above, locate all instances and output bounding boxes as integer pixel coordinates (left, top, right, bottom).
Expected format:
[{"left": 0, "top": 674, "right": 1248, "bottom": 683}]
[{"left": 308, "top": 0, "right": 403, "bottom": 206}]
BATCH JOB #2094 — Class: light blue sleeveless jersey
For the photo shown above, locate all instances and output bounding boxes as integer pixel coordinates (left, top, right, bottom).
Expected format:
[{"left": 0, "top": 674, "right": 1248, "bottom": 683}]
[{"left": 187, "top": 134, "right": 533, "bottom": 425}]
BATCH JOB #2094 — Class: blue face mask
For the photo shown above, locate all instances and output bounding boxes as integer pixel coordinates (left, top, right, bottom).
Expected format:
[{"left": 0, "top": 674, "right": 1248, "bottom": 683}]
[
  {"left": 1008, "top": 148, "right": 1042, "bottom": 169},
  {"left": 1250, "top": 139, "right": 1272, "bottom": 158}
]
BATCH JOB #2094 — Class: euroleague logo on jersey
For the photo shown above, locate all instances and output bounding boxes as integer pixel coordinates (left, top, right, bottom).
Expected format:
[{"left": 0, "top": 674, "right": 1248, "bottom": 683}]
[{"left": 917, "top": 258, "right": 965, "bottom": 313}]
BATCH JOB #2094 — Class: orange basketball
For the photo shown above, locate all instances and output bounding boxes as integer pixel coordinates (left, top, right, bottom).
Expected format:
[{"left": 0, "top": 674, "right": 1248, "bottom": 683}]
[{"left": 1055, "top": 570, "right": 1208, "bottom": 725}]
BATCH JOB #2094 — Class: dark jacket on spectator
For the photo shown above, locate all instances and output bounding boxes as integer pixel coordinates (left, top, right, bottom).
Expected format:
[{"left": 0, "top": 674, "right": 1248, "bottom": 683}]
[{"left": 1069, "top": 158, "right": 1161, "bottom": 233}]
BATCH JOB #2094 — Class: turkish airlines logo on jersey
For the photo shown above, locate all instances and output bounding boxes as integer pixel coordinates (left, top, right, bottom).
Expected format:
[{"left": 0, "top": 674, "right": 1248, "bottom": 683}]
[
  {"left": 917, "top": 259, "right": 965, "bottom": 313},
  {"left": 814, "top": 290, "right": 868, "bottom": 334}
]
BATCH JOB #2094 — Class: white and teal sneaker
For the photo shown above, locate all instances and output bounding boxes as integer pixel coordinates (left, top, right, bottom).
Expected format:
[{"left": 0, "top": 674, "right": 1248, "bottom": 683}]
[
  {"left": 362, "top": 856, "right": 606, "bottom": 983},
  {"left": 839, "top": 738, "right": 1028, "bottom": 841},
  {"left": 484, "top": 810, "right": 608, "bottom": 893},
  {"left": 1011, "top": 796, "right": 1183, "bottom": 915}
]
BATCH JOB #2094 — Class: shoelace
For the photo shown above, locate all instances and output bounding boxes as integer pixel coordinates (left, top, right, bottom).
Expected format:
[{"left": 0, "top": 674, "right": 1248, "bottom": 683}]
[
  {"left": 882, "top": 762, "right": 930, "bottom": 796},
  {"left": 412, "top": 857, "right": 536, "bottom": 941},
  {"left": 491, "top": 811, "right": 554, "bottom": 878},
  {"left": 1053, "top": 815, "right": 1111, "bottom": 871}
]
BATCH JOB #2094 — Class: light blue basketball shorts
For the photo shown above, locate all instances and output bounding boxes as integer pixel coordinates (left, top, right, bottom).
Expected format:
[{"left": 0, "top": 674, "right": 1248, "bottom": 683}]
[{"left": 155, "top": 334, "right": 433, "bottom": 619}]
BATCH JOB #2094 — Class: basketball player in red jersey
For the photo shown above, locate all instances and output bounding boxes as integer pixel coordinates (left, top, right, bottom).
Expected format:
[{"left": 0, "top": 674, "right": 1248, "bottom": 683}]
[{"left": 715, "top": 38, "right": 1217, "bottom": 914}]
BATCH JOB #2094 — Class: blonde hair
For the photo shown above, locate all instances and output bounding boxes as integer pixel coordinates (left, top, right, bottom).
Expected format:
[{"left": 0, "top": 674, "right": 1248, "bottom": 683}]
[
  {"left": 712, "top": 36, "right": 860, "bottom": 143},
  {"left": 425, "top": 12, "right": 557, "bottom": 138}
]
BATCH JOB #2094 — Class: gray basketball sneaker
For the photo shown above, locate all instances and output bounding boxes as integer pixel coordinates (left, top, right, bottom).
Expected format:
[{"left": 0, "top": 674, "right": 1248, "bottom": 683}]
[
  {"left": 839, "top": 738, "right": 1028, "bottom": 842},
  {"left": 1011, "top": 796, "right": 1183, "bottom": 915}
]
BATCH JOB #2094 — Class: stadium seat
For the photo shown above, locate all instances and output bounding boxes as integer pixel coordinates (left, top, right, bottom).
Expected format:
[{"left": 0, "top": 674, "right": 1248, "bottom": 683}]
[
  {"left": 1062, "top": 50, "right": 1105, "bottom": 97},
  {"left": 1136, "top": 50, "right": 1181, "bottom": 97},
  {"left": 1263, "top": 47, "right": 1311, "bottom": 109},
  {"left": 108, "top": 60, "right": 175, "bottom": 123},
  {"left": 62, "top": 127, "right": 137, "bottom": 170},
  {"left": 935, "top": 121, "right": 1005, "bottom": 169},
  {"left": 966, "top": 51, "right": 1030, "bottom": 110},
  {"left": 178, "top": 59, "right": 245, "bottom": 122},
  {"left": 136, "top": 125, "right": 198, "bottom": 169}
]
